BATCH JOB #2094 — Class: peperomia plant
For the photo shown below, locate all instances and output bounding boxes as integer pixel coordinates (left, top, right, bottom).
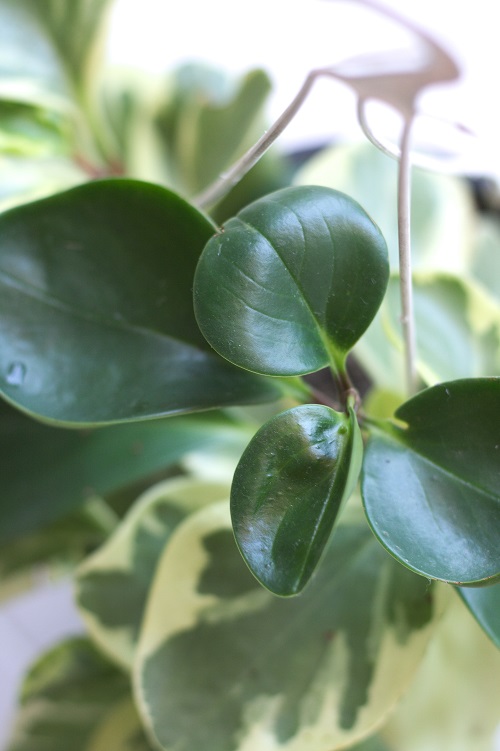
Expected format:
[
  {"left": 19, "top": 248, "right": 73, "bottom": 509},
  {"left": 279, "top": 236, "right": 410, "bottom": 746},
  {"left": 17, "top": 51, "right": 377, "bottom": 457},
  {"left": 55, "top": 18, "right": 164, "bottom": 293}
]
[{"left": 1, "top": 2, "right": 499, "bottom": 751}]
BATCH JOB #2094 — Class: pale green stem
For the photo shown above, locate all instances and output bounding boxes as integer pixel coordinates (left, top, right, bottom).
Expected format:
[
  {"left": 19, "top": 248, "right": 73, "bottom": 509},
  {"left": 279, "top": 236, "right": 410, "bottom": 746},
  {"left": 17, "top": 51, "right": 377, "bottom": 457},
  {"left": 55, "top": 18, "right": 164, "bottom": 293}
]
[
  {"left": 358, "top": 100, "right": 417, "bottom": 396},
  {"left": 397, "top": 116, "right": 418, "bottom": 396},
  {"left": 194, "top": 67, "right": 330, "bottom": 209}
]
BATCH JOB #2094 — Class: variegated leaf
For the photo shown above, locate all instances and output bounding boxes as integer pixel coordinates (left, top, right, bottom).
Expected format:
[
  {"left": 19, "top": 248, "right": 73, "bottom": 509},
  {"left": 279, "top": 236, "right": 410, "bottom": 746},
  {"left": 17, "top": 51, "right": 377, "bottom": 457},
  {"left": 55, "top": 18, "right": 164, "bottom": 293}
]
[
  {"left": 6, "top": 638, "right": 154, "bottom": 751},
  {"left": 134, "top": 502, "right": 440, "bottom": 751},
  {"left": 381, "top": 593, "right": 500, "bottom": 751},
  {"left": 76, "top": 477, "right": 230, "bottom": 668}
]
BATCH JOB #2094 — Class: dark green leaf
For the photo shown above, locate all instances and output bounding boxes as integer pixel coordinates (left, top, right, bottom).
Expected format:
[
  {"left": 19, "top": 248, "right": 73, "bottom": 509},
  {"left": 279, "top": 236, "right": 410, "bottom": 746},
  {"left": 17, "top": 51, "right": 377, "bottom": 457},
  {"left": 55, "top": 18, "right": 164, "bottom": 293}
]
[
  {"left": 194, "top": 186, "right": 389, "bottom": 376},
  {"left": 6, "top": 638, "right": 153, "bottom": 751},
  {"left": 231, "top": 403, "right": 363, "bottom": 595},
  {"left": 457, "top": 583, "right": 500, "bottom": 648},
  {"left": 0, "top": 179, "right": 279, "bottom": 424},
  {"left": 362, "top": 378, "right": 500, "bottom": 584},
  {"left": 0, "top": 397, "right": 251, "bottom": 543},
  {"left": 135, "top": 502, "right": 438, "bottom": 751}
]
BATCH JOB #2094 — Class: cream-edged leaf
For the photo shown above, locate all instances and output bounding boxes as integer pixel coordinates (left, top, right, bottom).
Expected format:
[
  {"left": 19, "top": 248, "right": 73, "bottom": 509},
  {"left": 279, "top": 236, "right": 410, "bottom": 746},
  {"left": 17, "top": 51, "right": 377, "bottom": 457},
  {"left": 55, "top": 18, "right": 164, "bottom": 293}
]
[
  {"left": 134, "top": 501, "right": 440, "bottom": 751},
  {"left": 76, "top": 477, "right": 230, "bottom": 668}
]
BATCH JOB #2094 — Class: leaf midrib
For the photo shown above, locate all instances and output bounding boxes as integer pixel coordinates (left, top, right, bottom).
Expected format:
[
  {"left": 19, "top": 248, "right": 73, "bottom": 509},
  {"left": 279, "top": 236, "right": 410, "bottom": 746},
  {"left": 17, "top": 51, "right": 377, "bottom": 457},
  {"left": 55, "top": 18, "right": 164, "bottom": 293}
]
[{"left": 240, "top": 218, "right": 340, "bottom": 367}]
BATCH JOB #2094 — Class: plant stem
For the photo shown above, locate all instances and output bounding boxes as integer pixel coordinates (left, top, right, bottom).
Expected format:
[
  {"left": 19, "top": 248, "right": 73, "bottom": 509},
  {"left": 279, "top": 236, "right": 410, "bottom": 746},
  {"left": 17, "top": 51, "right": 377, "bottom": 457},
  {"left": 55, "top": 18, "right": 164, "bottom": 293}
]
[
  {"left": 397, "top": 115, "right": 418, "bottom": 396},
  {"left": 194, "top": 67, "right": 328, "bottom": 209}
]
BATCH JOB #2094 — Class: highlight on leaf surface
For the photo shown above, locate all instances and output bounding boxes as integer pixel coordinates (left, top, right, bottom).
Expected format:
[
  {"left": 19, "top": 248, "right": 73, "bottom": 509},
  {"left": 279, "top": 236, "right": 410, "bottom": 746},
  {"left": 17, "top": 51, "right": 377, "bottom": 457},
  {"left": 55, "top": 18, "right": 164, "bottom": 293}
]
[
  {"left": 193, "top": 185, "right": 389, "bottom": 377},
  {"left": 362, "top": 378, "right": 500, "bottom": 585},
  {"left": 231, "top": 403, "right": 363, "bottom": 596},
  {"left": 0, "top": 178, "right": 279, "bottom": 425}
]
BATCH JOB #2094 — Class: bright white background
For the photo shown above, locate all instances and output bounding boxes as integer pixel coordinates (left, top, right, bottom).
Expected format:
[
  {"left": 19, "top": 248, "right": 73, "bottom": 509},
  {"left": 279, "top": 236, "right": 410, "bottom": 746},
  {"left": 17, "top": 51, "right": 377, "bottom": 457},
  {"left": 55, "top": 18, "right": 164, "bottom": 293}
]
[{"left": 1, "top": 1, "right": 499, "bottom": 747}]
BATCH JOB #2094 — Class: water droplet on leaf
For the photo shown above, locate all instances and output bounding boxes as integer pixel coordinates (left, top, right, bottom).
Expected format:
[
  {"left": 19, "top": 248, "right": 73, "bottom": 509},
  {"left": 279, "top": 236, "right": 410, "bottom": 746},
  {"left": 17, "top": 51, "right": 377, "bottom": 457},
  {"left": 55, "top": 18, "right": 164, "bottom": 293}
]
[{"left": 6, "top": 361, "right": 26, "bottom": 387}]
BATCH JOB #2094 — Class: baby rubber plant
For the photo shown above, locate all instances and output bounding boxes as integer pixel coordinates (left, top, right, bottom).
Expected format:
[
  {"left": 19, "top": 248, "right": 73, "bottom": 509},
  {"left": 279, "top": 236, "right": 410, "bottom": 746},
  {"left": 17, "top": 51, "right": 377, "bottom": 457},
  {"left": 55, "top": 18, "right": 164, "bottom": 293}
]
[
  {"left": 0, "top": 2, "right": 499, "bottom": 749},
  {"left": 192, "top": 0, "right": 500, "bottom": 602}
]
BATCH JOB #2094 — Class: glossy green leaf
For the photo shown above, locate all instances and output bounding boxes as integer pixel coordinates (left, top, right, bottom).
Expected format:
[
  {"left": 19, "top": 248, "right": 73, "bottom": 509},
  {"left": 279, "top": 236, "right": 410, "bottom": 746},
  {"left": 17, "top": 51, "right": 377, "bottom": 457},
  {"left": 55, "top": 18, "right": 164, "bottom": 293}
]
[
  {"left": 381, "top": 593, "right": 500, "bottom": 751},
  {"left": 77, "top": 477, "right": 230, "bottom": 668},
  {"left": 362, "top": 378, "right": 500, "bottom": 584},
  {"left": 194, "top": 186, "right": 389, "bottom": 376},
  {"left": 295, "top": 141, "right": 474, "bottom": 272},
  {"left": 6, "top": 638, "right": 154, "bottom": 751},
  {"left": 457, "top": 582, "right": 500, "bottom": 648},
  {"left": 0, "top": 179, "right": 279, "bottom": 424},
  {"left": 134, "top": 502, "right": 438, "bottom": 751},
  {"left": 231, "top": 404, "right": 363, "bottom": 595},
  {"left": 0, "top": 397, "right": 251, "bottom": 543}
]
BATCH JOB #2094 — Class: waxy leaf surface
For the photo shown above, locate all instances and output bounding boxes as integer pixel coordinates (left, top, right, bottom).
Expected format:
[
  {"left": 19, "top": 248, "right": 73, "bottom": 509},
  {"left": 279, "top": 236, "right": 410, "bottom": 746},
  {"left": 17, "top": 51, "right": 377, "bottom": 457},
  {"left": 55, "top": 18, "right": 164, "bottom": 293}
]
[
  {"left": 362, "top": 378, "right": 500, "bottom": 584},
  {"left": 134, "top": 502, "right": 438, "bottom": 751},
  {"left": 458, "top": 582, "right": 500, "bottom": 648},
  {"left": 231, "top": 404, "right": 363, "bottom": 595},
  {"left": 194, "top": 186, "right": 389, "bottom": 376},
  {"left": 0, "top": 179, "right": 279, "bottom": 424}
]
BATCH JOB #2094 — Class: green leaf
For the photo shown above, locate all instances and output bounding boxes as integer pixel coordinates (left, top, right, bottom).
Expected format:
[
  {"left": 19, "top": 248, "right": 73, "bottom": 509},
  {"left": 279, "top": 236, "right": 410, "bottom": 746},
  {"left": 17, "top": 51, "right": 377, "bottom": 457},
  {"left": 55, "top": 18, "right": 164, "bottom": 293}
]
[
  {"left": 381, "top": 593, "right": 500, "bottom": 751},
  {"left": 0, "top": 154, "right": 85, "bottom": 213},
  {"left": 295, "top": 141, "right": 475, "bottom": 273},
  {"left": 194, "top": 186, "right": 389, "bottom": 376},
  {"left": 362, "top": 378, "right": 500, "bottom": 584},
  {"left": 457, "top": 582, "right": 500, "bottom": 648},
  {"left": 6, "top": 638, "right": 154, "bottom": 751},
  {"left": 30, "top": 0, "right": 112, "bottom": 93},
  {"left": 0, "top": 179, "right": 279, "bottom": 425},
  {"left": 0, "top": 499, "right": 109, "bottom": 582},
  {"left": 355, "top": 273, "right": 500, "bottom": 395},
  {"left": 156, "top": 65, "right": 272, "bottom": 195},
  {"left": 0, "top": 100, "right": 70, "bottom": 156},
  {"left": 0, "top": 397, "right": 251, "bottom": 543},
  {"left": 471, "top": 215, "right": 500, "bottom": 302},
  {"left": 134, "top": 502, "right": 439, "bottom": 751},
  {"left": 0, "top": 0, "right": 70, "bottom": 109},
  {"left": 231, "top": 403, "right": 363, "bottom": 596},
  {"left": 77, "top": 476, "right": 230, "bottom": 668}
]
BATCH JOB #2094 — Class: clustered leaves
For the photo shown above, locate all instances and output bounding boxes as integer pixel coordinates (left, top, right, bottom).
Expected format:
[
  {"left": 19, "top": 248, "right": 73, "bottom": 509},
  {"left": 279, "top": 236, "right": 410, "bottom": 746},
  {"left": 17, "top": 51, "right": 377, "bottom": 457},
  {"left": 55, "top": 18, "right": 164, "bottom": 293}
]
[{"left": 1, "top": 2, "right": 499, "bottom": 751}]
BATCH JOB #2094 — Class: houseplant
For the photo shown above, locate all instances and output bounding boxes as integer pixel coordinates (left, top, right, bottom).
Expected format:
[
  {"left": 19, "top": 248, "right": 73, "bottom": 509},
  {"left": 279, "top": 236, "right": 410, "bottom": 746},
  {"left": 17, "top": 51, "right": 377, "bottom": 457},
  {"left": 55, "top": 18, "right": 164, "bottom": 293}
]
[{"left": 1, "top": 1, "right": 499, "bottom": 749}]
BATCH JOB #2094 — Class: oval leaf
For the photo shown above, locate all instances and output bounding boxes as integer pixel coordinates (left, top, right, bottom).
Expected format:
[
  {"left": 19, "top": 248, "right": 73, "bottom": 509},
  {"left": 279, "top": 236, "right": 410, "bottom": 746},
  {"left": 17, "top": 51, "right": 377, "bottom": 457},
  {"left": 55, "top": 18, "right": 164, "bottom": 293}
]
[
  {"left": 194, "top": 186, "right": 389, "bottom": 376},
  {"left": 362, "top": 378, "right": 500, "bottom": 585},
  {"left": 134, "top": 502, "right": 438, "bottom": 751},
  {"left": 0, "top": 179, "right": 279, "bottom": 425},
  {"left": 231, "top": 404, "right": 363, "bottom": 596}
]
